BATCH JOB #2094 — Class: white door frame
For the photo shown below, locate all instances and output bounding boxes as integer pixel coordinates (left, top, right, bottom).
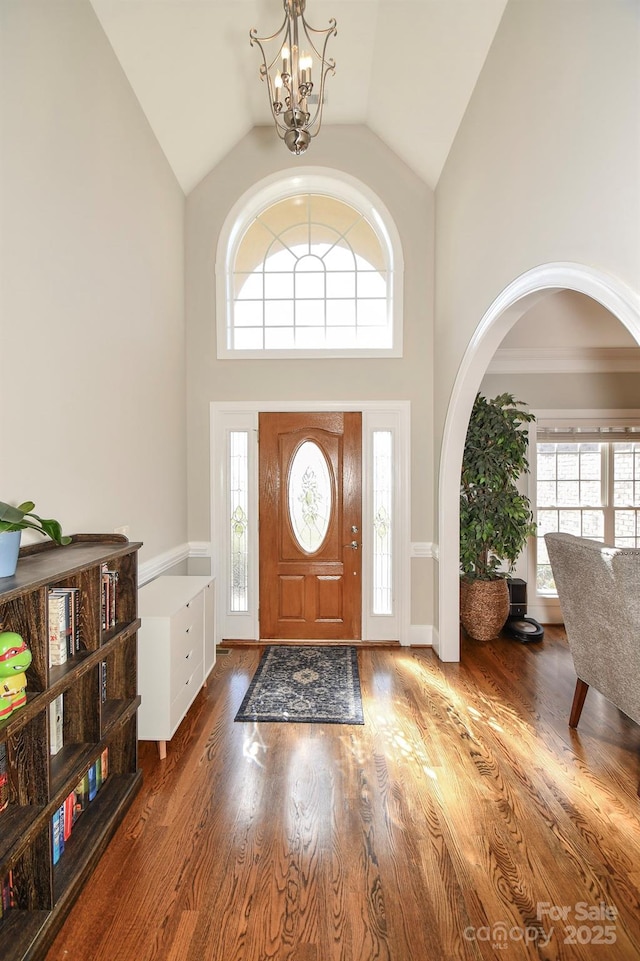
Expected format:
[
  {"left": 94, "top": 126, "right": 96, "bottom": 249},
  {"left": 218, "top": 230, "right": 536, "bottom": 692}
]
[
  {"left": 211, "top": 400, "right": 411, "bottom": 644},
  {"left": 437, "top": 262, "right": 640, "bottom": 662}
]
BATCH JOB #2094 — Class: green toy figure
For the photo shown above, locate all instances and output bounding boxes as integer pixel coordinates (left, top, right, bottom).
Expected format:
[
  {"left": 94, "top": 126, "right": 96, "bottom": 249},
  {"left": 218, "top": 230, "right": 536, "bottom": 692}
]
[{"left": 0, "top": 631, "right": 32, "bottom": 719}]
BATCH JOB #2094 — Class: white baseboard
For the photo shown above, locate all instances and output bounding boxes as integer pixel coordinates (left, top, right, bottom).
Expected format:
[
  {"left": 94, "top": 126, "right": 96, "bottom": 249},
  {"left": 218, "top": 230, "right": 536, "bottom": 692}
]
[
  {"left": 529, "top": 602, "right": 563, "bottom": 625},
  {"left": 407, "top": 624, "right": 433, "bottom": 647}
]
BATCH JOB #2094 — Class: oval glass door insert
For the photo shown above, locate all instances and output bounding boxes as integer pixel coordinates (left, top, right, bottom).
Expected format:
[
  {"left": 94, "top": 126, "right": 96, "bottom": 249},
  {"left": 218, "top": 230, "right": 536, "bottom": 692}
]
[{"left": 288, "top": 440, "right": 332, "bottom": 553}]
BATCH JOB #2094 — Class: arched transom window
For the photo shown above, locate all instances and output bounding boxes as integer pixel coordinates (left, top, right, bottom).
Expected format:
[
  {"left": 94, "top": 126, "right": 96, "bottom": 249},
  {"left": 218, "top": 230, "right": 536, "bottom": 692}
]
[{"left": 217, "top": 172, "right": 402, "bottom": 358}]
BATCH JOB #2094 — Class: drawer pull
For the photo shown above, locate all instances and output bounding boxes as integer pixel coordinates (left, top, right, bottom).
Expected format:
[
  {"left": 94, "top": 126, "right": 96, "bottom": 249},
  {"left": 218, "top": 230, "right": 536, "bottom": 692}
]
[
  {"left": 185, "top": 627, "right": 191, "bottom": 634},
  {"left": 185, "top": 651, "right": 192, "bottom": 660}
]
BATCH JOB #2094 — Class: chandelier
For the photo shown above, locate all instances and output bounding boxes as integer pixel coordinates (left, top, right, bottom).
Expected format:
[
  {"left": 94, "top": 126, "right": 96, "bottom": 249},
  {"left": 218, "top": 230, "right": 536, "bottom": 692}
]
[{"left": 250, "top": 0, "right": 337, "bottom": 155}]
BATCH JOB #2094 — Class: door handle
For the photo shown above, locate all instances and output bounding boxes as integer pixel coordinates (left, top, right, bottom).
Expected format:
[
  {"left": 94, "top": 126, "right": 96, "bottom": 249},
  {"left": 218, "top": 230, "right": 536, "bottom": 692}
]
[{"left": 344, "top": 540, "right": 360, "bottom": 550}]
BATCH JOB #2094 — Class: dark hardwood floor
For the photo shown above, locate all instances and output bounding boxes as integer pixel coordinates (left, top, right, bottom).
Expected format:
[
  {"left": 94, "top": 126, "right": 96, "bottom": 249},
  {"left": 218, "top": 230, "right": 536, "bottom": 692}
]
[{"left": 45, "top": 628, "right": 640, "bottom": 961}]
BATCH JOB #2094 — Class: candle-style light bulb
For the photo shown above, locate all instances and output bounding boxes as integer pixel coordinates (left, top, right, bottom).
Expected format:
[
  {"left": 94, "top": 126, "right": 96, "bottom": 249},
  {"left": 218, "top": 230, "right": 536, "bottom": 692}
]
[
  {"left": 281, "top": 46, "right": 290, "bottom": 76},
  {"left": 300, "top": 54, "right": 312, "bottom": 85},
  {"left": 274, "top": 72, "right": 283, "bottom": 104}
]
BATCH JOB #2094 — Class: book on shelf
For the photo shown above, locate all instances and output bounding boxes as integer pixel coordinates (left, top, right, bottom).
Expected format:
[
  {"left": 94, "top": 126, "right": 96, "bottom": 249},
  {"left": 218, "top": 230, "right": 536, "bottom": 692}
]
[
  {"left": 49, "top": 694, "right": 64, "bottom": 756},
  {"left": 52, "top": 807, "right": 64, "bottom": 865},
  {"left": 63, "top": 791, "right": 74, "bottom": 842},
  {"left": 0, "top": 740, "right": 8, "bottom": 813},
  {"left": 101, "top": 564, "right": 118, "bottom": 630},
  {"left": 101, "top": 660, "right": 108, "bottom": 703},
  {"left": 51, "top": 774, "right": 106, "bottom": 864},
  {"left": 69, "top": 586, "right": 80, "bottom": 651},
  {"left": 57, "top": 590, "right": 72, "bottom": 658},
  {"left": 101, "top": 746, "right": 109, "bottom": 783},
  {"left": 59, "top": 804, "right": 65, "bottom": 857},
  {"left": 73, "top": 773, "right": 89, "bottom": 822},
  {"left": 88, "top": 763, "right": 97, "bottom": 802},
  {"left": 50, "top": 586, "right": 80, "bottom": 655},
  {"left": 48, "top": 592, "right": 67, "bottom": 667},
  {"left": 49, "top": 587, "right": 80, "bottom": 663}
]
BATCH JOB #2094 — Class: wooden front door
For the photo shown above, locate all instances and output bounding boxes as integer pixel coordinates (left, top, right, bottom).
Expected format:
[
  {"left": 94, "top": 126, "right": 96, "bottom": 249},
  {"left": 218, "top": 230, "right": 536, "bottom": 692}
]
[{"left": 259, "top": 411, "right": 362, "bottom": 640}]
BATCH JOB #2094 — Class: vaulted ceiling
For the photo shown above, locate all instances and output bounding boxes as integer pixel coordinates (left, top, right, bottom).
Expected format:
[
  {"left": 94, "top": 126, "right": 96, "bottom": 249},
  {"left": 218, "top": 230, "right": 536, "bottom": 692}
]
[{"left": 89, "top": 0, "right": 508, "bottom": 195}]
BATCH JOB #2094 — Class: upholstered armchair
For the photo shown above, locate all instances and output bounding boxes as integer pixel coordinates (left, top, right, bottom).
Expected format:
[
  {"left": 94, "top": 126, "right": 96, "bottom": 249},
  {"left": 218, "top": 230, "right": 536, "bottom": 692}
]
[{"left": 544, "top": 532, "right": 640, "bottom": 795}]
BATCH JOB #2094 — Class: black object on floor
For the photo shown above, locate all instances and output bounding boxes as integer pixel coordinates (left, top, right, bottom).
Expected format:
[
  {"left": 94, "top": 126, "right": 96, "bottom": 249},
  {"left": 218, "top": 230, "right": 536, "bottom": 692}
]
[
  {"left": 504, "top": 616, "right": 545, "bottom": 643},
  {"left": 505, "top": 578, "right": 544, "bottom": 643}
]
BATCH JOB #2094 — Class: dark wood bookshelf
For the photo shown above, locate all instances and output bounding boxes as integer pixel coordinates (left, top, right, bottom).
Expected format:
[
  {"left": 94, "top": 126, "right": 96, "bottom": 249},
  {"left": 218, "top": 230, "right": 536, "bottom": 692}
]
[{"left": 0, "top": 536, "right": 142, "bottom": 961}]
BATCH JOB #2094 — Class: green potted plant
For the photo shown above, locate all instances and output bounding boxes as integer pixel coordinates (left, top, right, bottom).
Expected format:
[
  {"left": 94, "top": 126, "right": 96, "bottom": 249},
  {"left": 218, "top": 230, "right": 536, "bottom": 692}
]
[
  {"left": 460, "top": 393, "right": 536, "bottom": 641},
  {"left": 0, "top": 500, "right": 71, "bottom": 578}
]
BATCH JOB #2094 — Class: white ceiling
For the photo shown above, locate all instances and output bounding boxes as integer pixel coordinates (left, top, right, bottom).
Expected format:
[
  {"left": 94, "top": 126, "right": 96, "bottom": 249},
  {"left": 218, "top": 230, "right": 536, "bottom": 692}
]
[{"left": 89, "top": 0, "right": 508, "bottom": 194}]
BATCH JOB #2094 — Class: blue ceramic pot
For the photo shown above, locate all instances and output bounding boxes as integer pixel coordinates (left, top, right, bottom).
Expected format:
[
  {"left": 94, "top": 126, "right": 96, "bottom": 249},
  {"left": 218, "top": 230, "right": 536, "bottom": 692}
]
[{"left": 0, "top": 530, "right": 22, "bottom": 577}]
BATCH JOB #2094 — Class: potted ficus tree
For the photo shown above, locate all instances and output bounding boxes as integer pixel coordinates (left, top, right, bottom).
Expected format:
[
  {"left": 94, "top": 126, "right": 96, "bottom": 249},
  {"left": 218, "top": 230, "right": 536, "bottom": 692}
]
[
  {"left": 0, "top": 500, "right": 71, "bottom": 578},
  {"left": 459, "top": 393, "right": 536, "bottom": 641}
]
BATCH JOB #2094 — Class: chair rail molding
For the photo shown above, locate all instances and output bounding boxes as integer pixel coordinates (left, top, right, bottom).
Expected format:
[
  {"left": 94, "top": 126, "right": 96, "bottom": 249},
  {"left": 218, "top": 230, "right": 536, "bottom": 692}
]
[
  {"left": 411, "top": 542, "right": 434, "bottom": 558},
  {"left": 139, "top": 541, "right": 212, "bottom": 587},
  {"left": 139, "top": 543, "right": 190, "bottom": 586}
]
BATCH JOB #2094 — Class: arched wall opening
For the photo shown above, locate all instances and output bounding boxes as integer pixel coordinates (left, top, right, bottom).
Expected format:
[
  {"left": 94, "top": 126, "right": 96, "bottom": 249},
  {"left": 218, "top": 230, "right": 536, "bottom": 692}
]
[{"left": 437, "top": 262, "right": 640, "bottom": 662}]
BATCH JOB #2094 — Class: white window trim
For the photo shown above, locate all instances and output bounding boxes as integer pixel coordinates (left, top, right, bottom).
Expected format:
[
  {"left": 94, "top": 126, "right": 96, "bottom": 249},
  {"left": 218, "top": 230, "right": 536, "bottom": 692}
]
[
  {"left": 210, "top": 400, "right": 411, "bottom": 644},
  {"left": 528, "top": 409, "right": 640, "bottom": 623},
  {"left": 215, "top": 167, "right": 404, "bottom": 360}
]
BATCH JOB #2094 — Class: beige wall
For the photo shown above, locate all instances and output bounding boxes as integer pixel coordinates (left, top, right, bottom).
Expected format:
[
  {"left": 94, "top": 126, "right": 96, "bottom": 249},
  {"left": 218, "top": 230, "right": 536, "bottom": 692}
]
[
  {"left": 185, "top": 125, "right": 434, "bottom": 627},
  {"left": 435, "top": 0, "right": 640, "bottom": 433},
  {"left": 433, "top": 0, "right": 640, "bottom": 647},
  {"left": 0, "top": 1, "right": 186, "bottom": 563},
  {"left": 481, "top": 372, "right": 640, "bottom": 411},
  {"left": 500, "top": 291, "right": 638, "bottom": 349}
]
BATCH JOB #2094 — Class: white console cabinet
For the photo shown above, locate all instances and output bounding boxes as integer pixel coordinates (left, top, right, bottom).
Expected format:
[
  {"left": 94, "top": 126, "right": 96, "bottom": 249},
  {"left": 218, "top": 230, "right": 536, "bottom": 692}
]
[{"left": 137, "top": 575, "right": 215, "bottom": 758}]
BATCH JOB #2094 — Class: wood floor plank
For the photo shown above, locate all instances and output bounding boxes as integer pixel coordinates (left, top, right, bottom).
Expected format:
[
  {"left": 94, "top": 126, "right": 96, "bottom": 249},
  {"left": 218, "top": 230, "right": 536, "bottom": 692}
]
[{"left": 44, "top": 633, "right": 640, "bottom": 961}]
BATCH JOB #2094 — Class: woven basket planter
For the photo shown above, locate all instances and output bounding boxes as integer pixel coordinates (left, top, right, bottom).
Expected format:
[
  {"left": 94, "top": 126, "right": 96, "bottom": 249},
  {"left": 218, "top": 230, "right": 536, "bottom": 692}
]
[{"left": 460, "top": 577, "right": 510, "bottom": 641}]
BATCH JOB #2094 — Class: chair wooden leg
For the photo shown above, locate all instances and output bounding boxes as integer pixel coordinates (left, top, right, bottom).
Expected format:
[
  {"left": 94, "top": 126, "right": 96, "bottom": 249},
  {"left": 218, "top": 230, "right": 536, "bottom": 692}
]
[{"left": 569, "top": 678, "right": 589, "bottom": 728}]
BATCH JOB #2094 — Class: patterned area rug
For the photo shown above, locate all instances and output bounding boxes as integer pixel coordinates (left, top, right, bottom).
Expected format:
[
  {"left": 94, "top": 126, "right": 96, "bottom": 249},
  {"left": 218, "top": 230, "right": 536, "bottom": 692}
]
[{"left": 234, "top": 645, "right": 364, "bottom": 724}]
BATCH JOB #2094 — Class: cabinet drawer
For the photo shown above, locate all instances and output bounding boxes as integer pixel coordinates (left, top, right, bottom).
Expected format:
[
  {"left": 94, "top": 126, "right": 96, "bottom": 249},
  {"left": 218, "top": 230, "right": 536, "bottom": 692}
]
[
  {"left": 171, "top": 621, "right": 202, "bottom": 675},
  {"left": 170, "top": 591, "right": 204, "bottom": 655},
  {"left": 170, "top": 662, "right": 203, "bottom": 732},
  {"left": 171, "top": 642, "right": 201, "bottom": 697}
]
